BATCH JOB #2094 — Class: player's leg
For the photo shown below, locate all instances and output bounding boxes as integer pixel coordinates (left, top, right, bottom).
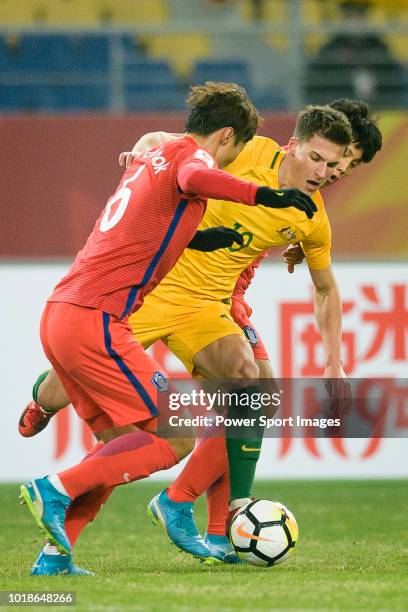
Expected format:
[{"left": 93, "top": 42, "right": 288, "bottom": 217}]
[
  {"left": 164, "top": 300, "right": 264, "bottom": 507},
  {"left": 138, "top": 297, "right": 265, "bottom": 492},
  {"left": 55, "top": 428, "right": 209, "bottom": 561},
  {"left": 22, "top": 300, "right": 216, "bottom": 568},
  {"left": 20, "top": 303, "right": 214, "bottom": 560},
  {"left": 166, "top": 364, "right": 276, "bottom": 527},
  {"left": 33, "top": 430, "right": 159, "bottom": 575},
  {"left": 31, "top": 424, "right": 188, "bottom": 555},
  {"left": 32, "top": 430, "right": 171, "bottom": 575},
  {"left": 34, "top": 368, "right": 70, "bottom": 410},
  {"left": 18, "top": 369, "right": 69, "bottom": 437},
  {"left": 30, "top": 441, "right": 105, "bottom": 576},
  {"left": 164, "top": 432, "right": 241, "bottom": 563},
  {"left": 158, "top": 306, "right": 278, "bottom": 559},
  {"left": 164, "top": 366, "right": 276, "bottom": 561},
  {"left": 192, "top": 335, "right": 263, "bottom": 509},
  {"left": 18, "top": 290, "right": 199, "bottom": 436},
  {"left": 202, "top": 323, "right": 278, "bottom": 554},
  {"left": 32, "top": 428, "right": 199, "bottom": 575},
  {"left": 204, "top": 471, "right": 239, "bottom": 561},
  {"left": 138, "top": 301, "right": 260, "bottom": 560}
]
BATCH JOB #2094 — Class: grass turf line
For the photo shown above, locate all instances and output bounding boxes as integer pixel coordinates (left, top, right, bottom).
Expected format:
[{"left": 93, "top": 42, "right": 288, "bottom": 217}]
[{"left": 1, "top": 480, "right": 407, "bottom": 611}]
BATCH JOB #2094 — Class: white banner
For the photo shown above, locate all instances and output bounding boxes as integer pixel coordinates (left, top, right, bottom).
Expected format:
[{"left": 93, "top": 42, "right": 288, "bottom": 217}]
[{"left": 1, "top": 261, "right": 407, "bottom": 481}]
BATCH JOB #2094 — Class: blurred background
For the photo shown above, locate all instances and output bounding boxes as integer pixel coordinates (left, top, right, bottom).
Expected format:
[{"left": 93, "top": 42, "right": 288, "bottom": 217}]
[
  {"left": 1, "top": 0, "right": 408, "bottom": 259},
  {"left": 1, "top": 0, "right": 408, "bottom": 113},
  {"left": 1, "top": 0, "right": 407, "bottom": 480}
]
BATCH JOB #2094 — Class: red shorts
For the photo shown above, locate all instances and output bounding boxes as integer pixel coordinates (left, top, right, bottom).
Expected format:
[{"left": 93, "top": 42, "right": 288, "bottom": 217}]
[
  {"left": 230, "top": 296, "right": 270, "bottom": 361},
  {"left": 40, "top": 302, "right": 167, "bottom": 433}
]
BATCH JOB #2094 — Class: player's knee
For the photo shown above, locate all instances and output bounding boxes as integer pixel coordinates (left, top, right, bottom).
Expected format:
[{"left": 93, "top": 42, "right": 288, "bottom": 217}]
[
  {"left": 37, "top": 384, "right": 58, "bottom": 410},
  {"left": 169, "top": 437, "right": 195, "bottom": 461}
]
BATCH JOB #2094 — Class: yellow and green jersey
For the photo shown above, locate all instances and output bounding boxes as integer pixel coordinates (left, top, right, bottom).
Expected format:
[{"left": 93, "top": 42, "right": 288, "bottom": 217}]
[{"left": 152, "top": 136, "right": 331, "bottom": 306}]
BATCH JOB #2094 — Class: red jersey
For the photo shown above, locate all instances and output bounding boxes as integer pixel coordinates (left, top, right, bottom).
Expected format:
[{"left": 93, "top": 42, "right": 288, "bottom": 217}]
[
  {"left": 232, "top": 252, "right": 268, "bottom": 298},
  {"left": 50, "top": 136, "right": 258, "bottom": 319}
]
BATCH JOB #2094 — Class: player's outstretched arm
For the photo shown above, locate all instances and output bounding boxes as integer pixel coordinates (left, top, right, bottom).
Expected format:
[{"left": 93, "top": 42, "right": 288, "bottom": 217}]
[
  {"left": 177, "top": 160, "right": 317, "bottom": 219},
  {"left": 309, "top": 265, "right": 351, "bottom": 400},
  {"left": 187, "top": 227, "right": 244, "bottom": 252},
  {"left": 255, "top": 187, "right": 317, "bottom": 219}
]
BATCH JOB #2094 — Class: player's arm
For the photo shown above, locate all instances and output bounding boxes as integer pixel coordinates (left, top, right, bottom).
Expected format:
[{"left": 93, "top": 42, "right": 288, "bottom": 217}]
[
  {"left": 309, "top": 265, "right": 350, "bottom": 397},
  {"left": 177, "top": 157, "right": 317, "bottom": 218},
  {"left": 187, "top": 227, "right": 244, "bottom": 251},
  {"left": 119, "top": 132, "right": 182, "bottom": 167}
]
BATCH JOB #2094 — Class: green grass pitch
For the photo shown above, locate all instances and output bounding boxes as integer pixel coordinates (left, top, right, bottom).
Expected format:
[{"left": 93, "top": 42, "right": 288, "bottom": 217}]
[{"left": 1, "top": 480, "right": 407, "bottom": 611}]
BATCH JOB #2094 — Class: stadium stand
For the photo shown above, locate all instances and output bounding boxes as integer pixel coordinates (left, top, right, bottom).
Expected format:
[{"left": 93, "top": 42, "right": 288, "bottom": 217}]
[
  {"left": 102, "top": 0, "right": 168, "bottom": 24},
  {"left": 0, "top": 0, "right": 407, "bottom": 112},
  {"left": 124, "top": 59, "right": 187, "bottom": 111},
  {"left": 0, "top": 0, "right": 41, "bottom": 25},
  {"left": 191, "top": 60, "right": 252, "bottom": 92},
  {"left": 34, "top": 0, "right": 103, "bottom": 26},
  {"left": 142, "top": 34, "right": 211, "bottom": 78},
  {"left": 0, "top": 0, "right": 168, "bottom": 26}
]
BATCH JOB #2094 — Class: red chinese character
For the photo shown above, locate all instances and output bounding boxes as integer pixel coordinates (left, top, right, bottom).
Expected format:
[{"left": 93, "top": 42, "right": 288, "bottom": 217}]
[
  {"left": 280, "top": 300, "right": 354, "bottom": 377},
  {"left": 362, "top": 284, "right": 408, "bottom": 361}
]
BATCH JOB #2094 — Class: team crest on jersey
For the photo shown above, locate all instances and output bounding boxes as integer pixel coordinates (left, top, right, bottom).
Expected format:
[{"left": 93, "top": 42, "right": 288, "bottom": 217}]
[
  {"left": 277, "top": 225, "right": 297, "bottom": 241},
  {"left": 151, "top": 372, "right": 169, "bottom": 392},
  {"left": 243, "top": 326, "right": 258, "bottom": 345}
]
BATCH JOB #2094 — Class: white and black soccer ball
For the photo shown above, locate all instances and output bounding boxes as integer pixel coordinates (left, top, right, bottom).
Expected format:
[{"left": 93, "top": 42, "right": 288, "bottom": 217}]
[{"left": 229, "top": 499, "right": 299, "bottom": 567}]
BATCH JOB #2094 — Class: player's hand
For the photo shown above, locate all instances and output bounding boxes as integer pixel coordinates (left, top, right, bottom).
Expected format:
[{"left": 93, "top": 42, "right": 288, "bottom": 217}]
[
  {"left": 282, "top": 243, "right": 305, "bottom": 273},
  {"left": 187, "top": 227, "right": 244, "bottom": 252},
  {"left": 255, "top": 187, "right": 317, "bottom": 219},
  {"left": 323, "top": 364, "right": 352, "bottom": 419},
  {"left": 119, "top": 151, "right": 137, "bottom": 168}
]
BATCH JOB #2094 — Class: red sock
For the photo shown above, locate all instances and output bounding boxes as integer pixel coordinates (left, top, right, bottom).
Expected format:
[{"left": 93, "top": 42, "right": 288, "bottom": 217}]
[
  {"left": 167, "top": 436, "right": 227, "bottom": 502},
  {"left": 65, "top": 486, "right": 114, "bottom": 547},
  {"left": 206, "top": 471, "right": 230, "bottom": 536},
  {"left": 64, "top": 441, "right": 111, "bottom": 547},
  {"left": 58, "top": 431, "right": 178, "bottom": 499}
]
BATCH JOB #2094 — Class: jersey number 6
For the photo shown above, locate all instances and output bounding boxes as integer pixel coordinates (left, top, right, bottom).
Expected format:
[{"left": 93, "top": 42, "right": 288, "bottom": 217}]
[{"left": 100, "top": 164, "right": 145, "bottom": 232}]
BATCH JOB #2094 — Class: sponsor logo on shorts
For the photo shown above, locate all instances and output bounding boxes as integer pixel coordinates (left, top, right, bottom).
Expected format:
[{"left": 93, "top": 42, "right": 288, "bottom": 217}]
[
  {"left": 151, "top": 371, "right": 169, "bottom": 392},
  {"left": 243, "top": 325, "right": 258, "bottom": 345}
]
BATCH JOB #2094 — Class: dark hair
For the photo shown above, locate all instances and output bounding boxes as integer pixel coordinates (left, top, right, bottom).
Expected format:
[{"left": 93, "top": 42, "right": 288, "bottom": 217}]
[
  {"left": 185, "top": 81, "right": 260, "bottom": 144},
  {"left": 294, "top": 105, "right": 352, "bottom": 147},
  {"left": 329, "top": 98, "right": 382, "bottom": 163}
]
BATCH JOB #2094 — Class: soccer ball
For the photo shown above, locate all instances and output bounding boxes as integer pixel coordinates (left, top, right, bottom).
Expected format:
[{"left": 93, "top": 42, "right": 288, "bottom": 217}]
[{"left": 229, "top": 499, "right": 299, "bottom": 567}]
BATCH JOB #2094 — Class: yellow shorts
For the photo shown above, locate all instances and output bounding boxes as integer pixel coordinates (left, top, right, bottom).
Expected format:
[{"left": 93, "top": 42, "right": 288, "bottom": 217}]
[{"left": 128, "top": 292, "right": 245, "bottom": 374}]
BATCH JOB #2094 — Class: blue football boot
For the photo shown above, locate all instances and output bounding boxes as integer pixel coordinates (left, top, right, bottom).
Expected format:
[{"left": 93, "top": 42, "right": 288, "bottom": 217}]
[
  {"left": 30, "top": 551, "right": 94, "bottom": 576},
  {"left": 147, "top": 490, "right": 220, "bottom": 564},
  {"left": 204, "top": 533, "right": 245, "bottom": 564},
  {"left": 19, "top": 477, "right": 71, "bottom": 554}
]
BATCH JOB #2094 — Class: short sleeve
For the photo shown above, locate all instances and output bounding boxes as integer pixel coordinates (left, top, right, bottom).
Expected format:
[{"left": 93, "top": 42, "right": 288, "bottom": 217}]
[{"left": 301, "top": 210, "right": 332, "bottom": 270}]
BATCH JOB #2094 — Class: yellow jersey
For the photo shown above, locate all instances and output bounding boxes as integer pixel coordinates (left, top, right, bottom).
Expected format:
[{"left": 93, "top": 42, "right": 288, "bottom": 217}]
[{"left": 152, "top": 136, "right": 331, "bottom": 306}]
